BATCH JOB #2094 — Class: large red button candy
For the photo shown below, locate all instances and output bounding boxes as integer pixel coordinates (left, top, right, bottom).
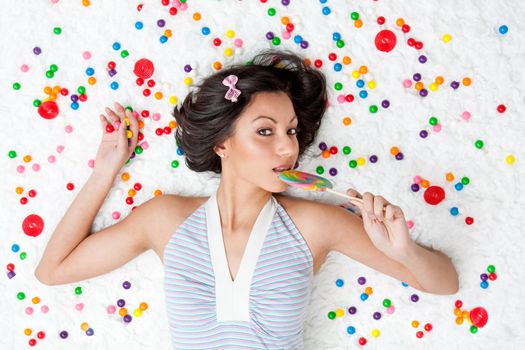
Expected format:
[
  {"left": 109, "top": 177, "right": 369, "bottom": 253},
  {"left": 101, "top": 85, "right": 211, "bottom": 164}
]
[
  {"left": 38, "top": 101, "right": 59, "bottom": 120},
  {"left": 423, "top": 185, "right": 446, "bottom": 205},
  {"left": 133, "top": 58, "right": 155, "bottom": 79},
  {"left": 469, "top": 307, "right": 488, "bottom": 328},
  {"left": 375, "top": 29, "right": 397, "bottom": 52},
  {"left": 22, "top": 214, "right": 44, "bottom": 237}
]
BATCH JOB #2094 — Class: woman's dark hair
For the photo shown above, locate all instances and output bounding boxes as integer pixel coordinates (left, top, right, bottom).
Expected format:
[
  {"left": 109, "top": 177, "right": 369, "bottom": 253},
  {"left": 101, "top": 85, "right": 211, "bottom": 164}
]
[{"left": 172, "top": 48, "right": 328, "bottom": 174}]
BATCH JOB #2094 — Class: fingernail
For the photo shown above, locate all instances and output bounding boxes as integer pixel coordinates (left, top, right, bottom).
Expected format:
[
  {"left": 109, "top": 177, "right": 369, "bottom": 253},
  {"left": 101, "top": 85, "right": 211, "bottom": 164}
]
[{"left": 114, "top": 121, "right": 121, "bottom": 129}]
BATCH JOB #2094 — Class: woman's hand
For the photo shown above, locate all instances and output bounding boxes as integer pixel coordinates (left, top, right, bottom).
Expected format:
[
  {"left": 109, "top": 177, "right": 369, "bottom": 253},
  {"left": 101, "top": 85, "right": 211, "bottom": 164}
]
[
  {"left": 345, "top": 189, "right": 415, "bottom": 261},
  {"left": 93, "top": 102, "right": 139, "bottom": 178}
]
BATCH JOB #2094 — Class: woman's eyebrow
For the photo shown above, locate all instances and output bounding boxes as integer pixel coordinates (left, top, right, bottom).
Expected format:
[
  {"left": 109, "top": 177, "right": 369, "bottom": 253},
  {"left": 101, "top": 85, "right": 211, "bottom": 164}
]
[{"left": 252, "top": 115, "right": 297, "bottom": 123}]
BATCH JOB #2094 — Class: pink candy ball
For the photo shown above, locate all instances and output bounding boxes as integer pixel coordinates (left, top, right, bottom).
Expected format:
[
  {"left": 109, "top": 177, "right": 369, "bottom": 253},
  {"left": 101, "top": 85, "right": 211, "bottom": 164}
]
[
  {"left": 65, "top": 125, "right": 74, "bottom": 133},
  {"left": 180, "top": 2, "right": 188, "bottom": 10},
  {"left": 82, "top": 51, "right": 91, "bottom": 60},
  {"left": 50, "top": 0, "right": 60, "bottom": 4},
  {"left": 386, "top": 305, "right": 395, "bottom": 314},
  {"left": 107, "top": 305, "right": 116, "bottom": 314},
  {"left": 32, "top": 163, "right": 41, "bottom": 172},
  {"left": 432, "top": 124, "right": 442, "bottom": 132},
  {"left": 20, "top": 64, "right": 29, "bottom": 72},
  {"left": 461, "top": 111, "right": 471, "bottom": 120},
  {"left": 140, "top": 141, "right": 149, "bottom": 150},
  {"left": 16, "top": 165, "right": 25, "bottom": 173},
  {"left": 403, "top": 79, "right": 412, "bottom": 88},
  {"left": 75, "top": 303, "right": 84, "bottom": 311},
  {"left": 48, "top": 155, "right": 56, "bottom": 163},
  {"left": 234, "top": 38, "right": 243, "bottom": 48},
  {"left": 413, "top": 176, "right": 423, "bottom": 184},
  {"left": 112, "top": 211, "right": 121, "bottom": 220},
  {"left": 88, "top": 159, "right": 95, "bottom": 168},
  {"left": 57, "top": 145, "right": 65, "bottom": 153},
  {"left": 25, "top": 307, "right": 34, "bottom": 315},
  {"left": 337, "top": 95, "right": 346, "bottom": 103},
  {"left": 406, "top": 220, "right": 414, "bottom": 229},
  {"left": 152, "top": 113, "right": 161, "bottom": 121},
  {"left": 41, "top": 305, "right": 49, "bottom": 313},
  {"left": 282, "top": 31, "right": 291, "bottom": 40}
]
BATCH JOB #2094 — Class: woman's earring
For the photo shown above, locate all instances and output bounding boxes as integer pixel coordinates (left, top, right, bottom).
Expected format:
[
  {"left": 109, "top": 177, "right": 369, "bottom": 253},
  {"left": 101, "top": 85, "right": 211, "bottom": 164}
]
[{"left": 218, "top": 153, "right": 225, "bottom": 158}]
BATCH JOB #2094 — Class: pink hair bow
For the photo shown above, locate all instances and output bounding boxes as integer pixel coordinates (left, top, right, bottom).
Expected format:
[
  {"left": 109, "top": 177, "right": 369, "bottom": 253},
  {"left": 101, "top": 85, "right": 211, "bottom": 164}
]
[{"left": 222, "top": 74, "right": 241, "bottom": 102}]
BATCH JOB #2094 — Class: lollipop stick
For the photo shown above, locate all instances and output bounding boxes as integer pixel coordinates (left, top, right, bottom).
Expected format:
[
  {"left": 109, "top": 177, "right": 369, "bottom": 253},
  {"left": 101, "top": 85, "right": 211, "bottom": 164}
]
[{"left": 324, "top": 188, "right": 363, "bottom": 204}]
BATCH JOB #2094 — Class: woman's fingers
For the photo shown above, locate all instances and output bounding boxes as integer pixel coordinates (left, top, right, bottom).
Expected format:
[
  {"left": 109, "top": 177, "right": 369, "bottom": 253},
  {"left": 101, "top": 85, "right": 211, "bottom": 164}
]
[
  {"left": 125, "top": 109, "right": 139, "bottom": 153},
  {"left": 373, "top": 195, "right": 389, "bottom": 221}
]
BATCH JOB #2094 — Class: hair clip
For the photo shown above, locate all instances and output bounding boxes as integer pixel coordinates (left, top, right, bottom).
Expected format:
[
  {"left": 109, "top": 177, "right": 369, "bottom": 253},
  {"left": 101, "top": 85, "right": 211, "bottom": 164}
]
[{"left": 222, "top": 74, "right": 241, "bottom": 102}]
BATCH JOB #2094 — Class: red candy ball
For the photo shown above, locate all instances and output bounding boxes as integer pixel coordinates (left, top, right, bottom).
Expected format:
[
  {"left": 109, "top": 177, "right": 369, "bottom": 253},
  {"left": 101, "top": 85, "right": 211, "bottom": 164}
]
[
  {"left": 213, "top": 38, "right": 222, "bottom": 46},
  {"left": 28, "top": 189, "right": 37, "bottom": 197},
  {"left": 22, "top": 214, "right": 45, "bottom": 237},
  {"left": 38, "top": 101, "right": 59, "bottom": 120},
  {"left": 107, "top": 61, "right": 116, "bottom": 70},
  {"left": 488, "top": 272, "right": 497, "bottom": 281},
  {"left": 455, "top": 300, "right": 463, "bottom": 309},
  {"left": 416, "top": 331, "right": 424, "bottom": 338},
  {"left": 402, "top": 24, "right": 411, "bottom": 33},
  {"left": 423, "top": 186, "right": 446, "bottom": 205},
  {"left": 66, "top": 183, "right": 75, "bottom": 191},
  {"left": 424, "top": 323, "right": 433, "bottom": 331},
  {"left": 358, "top": 337, "right": 367, "bottom": 345},
  {"left": 377, "top": 16, "right": 385, "bottom": 25},
  {"left": 465, "top": 216, "right": 474, "bottom": 225},
  {"left": 20, "top": 197, "right": 28, "bottom": 205},
  {"left": 375, "top": 29, "right": 397, "bottom": 52},
  {"left": 497, "top": 104, "right": 506, "bottom": 113},
  {"left": 328, "top": 53, "right": 337, "bottom": 61},
  {"left": 314, "top": 59, "right": 323, "bottom": 68},
  {"left": 7, "top": 263, "right": 15, "bottom": 271},
  {"left": 469, "top": 307, "right": 488, "bottom": 328}
]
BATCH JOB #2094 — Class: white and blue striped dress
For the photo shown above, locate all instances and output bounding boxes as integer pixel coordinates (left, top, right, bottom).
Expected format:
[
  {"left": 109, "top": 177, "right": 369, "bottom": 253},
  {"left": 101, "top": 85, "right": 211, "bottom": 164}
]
[{"left": 163, "top": 191, "right": 314, "bottom": 349}]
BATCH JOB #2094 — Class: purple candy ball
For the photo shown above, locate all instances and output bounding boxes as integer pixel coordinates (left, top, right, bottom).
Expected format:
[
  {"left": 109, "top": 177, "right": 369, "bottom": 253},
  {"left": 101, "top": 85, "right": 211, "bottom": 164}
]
[
  {"left": 373, "top": 312, "right": 382, "bottom": 320},
  {"left": 411, "top": 183, "right": 420, "bottom": 192},
  {"left": 59, "top": 330, "right": 69, "bottom": 339},
  {"left": 300, "top": 41, "right": 309, "bottom": 49},
  {"left": 281, "top": 0, "right": 290, "bottom": 5},
  {"left": 381, "top": 100, "right": 390, "bottom": 108},
  {"left": 86, "top": 328, "right": 94, "bottom": 336},
  {"left": 33, "top": 47, "right": 42, "bottom": 55},
  {"left": 413, "top": 73, "right": 421, "bottom": 81},
  {"left": 266, "top": 32, "right": 274, "bottom": 40},
  {"left": 348, "top": 306, "right": 357, "bottom": 314},
  {"left": 411, "top": 294, "right": 419, "bottom": 302},
  {"left": 70, "top": 94, "right": 79, "bottom": 102},
  {"left": 480, "top": 273, "right": 489, "bottom": 281},
  {"left": 357, "top": 276, "right": 366, "bottom": 285},
  {"left": 419, "top": 130, "right": 428, "bottom": 138},
  {"left": 157, "top": 19, "right": 166, "bottom": 27},
  {"left": 369, "top": 155, "right": 378, "bottom": 163},
  {"left": 395, "top": 152, "right": 404, "bottom": 160},
  {"left": 319, "top": 142, "right": 327, "bottom": 151},
  {"left": 329, "top": 168, "right": 337, "bottom": 176},
  {"left": 418, "top": 55, "right": 427, "bottom": 63},
  {"left": 122, "top": 281, "right": 131, "bottom": 289},
  {"left": 419, "top": 89, "right": 428, "bottom": 97},
  {"left": 123, "top": 314, "right": 133, "bottom": 323},
  {"left": 117, "top": 298, "right": 126, "bottom": 307},
  {"left": 184, "top": 64, "right": 192, "bottom": 73},
  {"left": 451, "top": 81, "right": 460, "bottom": 89}
]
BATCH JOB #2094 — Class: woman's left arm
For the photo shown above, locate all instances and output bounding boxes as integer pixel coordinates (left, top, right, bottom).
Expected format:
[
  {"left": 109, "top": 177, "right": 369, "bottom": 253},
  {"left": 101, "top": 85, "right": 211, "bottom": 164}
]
[{"left": 321, "top": 189, "right": 459, "bottom": 295}]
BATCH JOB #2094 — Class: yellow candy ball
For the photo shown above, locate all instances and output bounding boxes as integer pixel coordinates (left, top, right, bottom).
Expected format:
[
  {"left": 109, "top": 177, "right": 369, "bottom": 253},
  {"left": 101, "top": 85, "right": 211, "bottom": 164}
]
[
  {"left": 133, "top": 308, "right": 142, "bottom": 317},
  {"left": 371, "top": 329, "right": 380, "bottom": 337},
  {"left": 80, "top": 322, "right": 89, "bottom": 331},
  {"left": 429, "top": 82, "right": 438, "bottom": 91},
  {"left": 335, "top": 308, "right": 345, "bottom": 317},
  {"left": 351, "top": 70, "right": 360, "bottom": 79},
  {"left": 126, "top": 130, "right": 133, "bottom": 139},
  {"left": 169, "top": 96, "right": 178, "bottom": 105},
  {"left": 356, "top": 157, "right": 365, "bottom": 166},
  {"left": 442, "top": 34, "right": 452, "bottom": 43},
  {"left": 506, "top": 154, "right": 515, "bottom": 165},
  {"left": 224, "top": 48, "right": 234, "bottom": 57},
  {"left": 226, "top": 30, "right": 235, "bottom": 38},
  {"left": 368, "top": 80, "right": 377, "bottom": 89},
  {"left": 183, "top": 77, "right": 193, "bottom": 86}
]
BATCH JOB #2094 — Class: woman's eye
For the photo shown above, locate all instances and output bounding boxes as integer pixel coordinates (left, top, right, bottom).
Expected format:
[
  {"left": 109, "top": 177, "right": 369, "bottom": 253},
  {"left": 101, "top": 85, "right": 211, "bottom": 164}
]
[{"left": 257, "top": 128, "right": 298, "bottom": 136}]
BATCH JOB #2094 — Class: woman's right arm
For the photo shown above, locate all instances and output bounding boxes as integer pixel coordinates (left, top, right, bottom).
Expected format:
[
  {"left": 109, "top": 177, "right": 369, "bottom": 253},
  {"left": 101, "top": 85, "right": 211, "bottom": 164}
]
[{"left": 34, "top": 102, "right": 148, "bottom": 285}]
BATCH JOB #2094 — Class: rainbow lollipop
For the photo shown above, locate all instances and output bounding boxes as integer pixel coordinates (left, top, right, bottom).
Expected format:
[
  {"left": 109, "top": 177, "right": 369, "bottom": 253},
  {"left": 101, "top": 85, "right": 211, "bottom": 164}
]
[{"left": 278, "top": 170, "right": 363, "bottom": 206}]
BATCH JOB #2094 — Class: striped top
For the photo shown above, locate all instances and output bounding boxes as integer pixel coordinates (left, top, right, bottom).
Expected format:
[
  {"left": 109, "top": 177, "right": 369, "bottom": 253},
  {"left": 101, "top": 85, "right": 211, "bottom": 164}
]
[{"left": 163, "top": 191, "right": 314, "bottom": 349}]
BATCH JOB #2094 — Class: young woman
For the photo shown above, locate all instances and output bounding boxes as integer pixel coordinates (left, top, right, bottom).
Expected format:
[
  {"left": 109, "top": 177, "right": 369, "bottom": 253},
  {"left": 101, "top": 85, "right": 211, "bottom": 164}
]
[{"left": 35, "top": 49, "right": 458, "bottom": 348}]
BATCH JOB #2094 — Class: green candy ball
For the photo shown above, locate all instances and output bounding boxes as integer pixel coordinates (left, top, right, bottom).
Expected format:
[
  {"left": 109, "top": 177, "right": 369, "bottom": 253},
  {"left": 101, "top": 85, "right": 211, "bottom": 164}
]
[{"left": 315, "top": 166, "right": 324, "bottom": 175}]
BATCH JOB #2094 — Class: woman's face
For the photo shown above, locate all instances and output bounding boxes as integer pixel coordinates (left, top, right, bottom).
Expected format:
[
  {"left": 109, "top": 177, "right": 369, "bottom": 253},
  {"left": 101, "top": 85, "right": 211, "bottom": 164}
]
[{"left": 219, "top": 91, "right": 300, "bottom": 193}]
